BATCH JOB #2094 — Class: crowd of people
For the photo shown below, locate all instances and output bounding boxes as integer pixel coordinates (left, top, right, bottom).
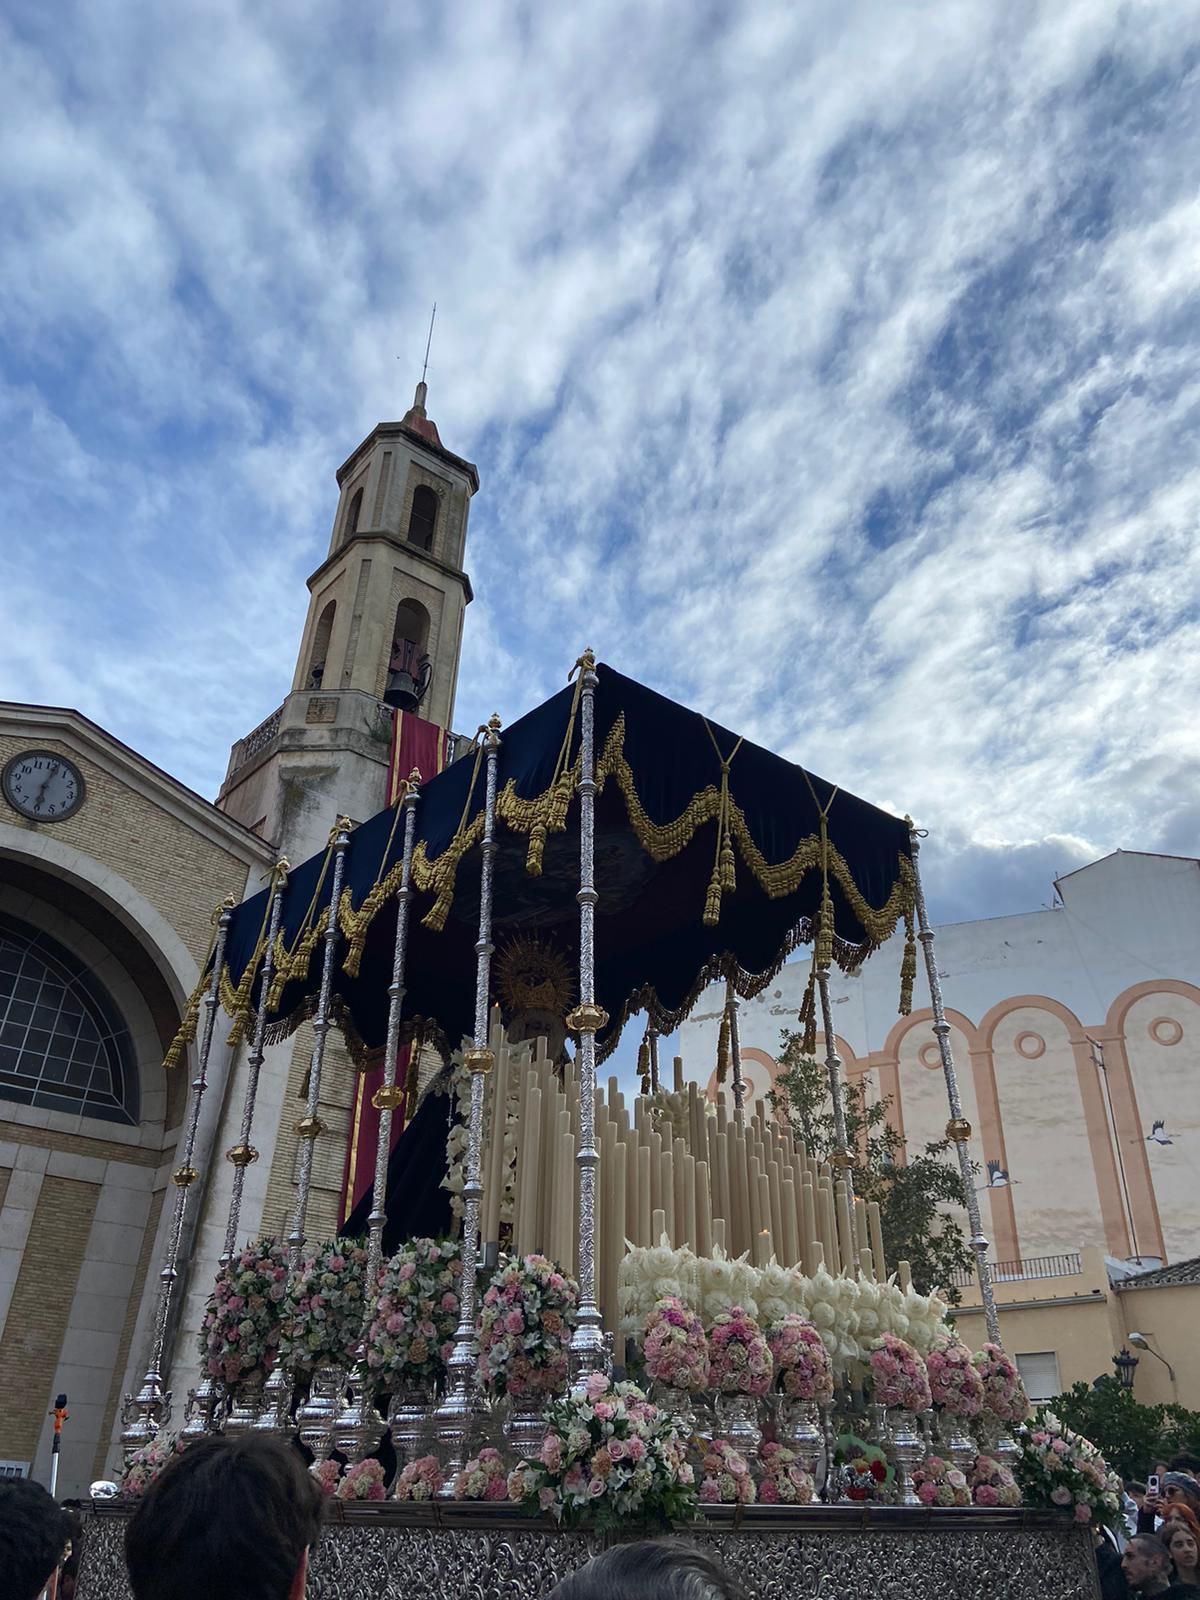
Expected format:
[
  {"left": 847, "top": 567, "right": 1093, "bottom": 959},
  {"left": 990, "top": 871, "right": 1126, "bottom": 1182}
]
[
  {"left": 5, "top": 1435, "right": 1200, "bottom": 1599},
  {"left": 1095, "top": 1456, "right": 1200, "bottom": 1599}
]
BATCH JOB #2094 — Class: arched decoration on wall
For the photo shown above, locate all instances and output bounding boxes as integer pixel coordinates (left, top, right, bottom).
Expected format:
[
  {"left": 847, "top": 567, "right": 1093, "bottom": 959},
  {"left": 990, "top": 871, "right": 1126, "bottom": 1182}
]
[
  {"left": 0, "top": 912, "right": 139, "bottom": 1125},
  {"left": 343, "top": 486, "right": 364, "bottom": 543},
  {"left": 407, "top": 484, "right": 438, "bottom": 552},
  {"left": 306, "top": 600, "right": 336, "bottom": 690}
]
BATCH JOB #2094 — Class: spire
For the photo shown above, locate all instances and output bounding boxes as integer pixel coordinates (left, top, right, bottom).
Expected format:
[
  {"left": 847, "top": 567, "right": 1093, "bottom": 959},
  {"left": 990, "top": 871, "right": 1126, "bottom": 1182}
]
[{"left": 402, "top": 379, "right": 443, "bottom": 447}]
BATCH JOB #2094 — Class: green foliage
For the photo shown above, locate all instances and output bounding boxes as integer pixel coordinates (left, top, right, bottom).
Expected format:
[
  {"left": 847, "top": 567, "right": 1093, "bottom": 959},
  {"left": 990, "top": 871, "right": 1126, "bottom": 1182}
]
[
  {"left": 1051, "top": 1380, "right": 1200, "bottom": 1480},
  {"left": 767, "top": 1033, "right": 975, "bottom": 1302}
]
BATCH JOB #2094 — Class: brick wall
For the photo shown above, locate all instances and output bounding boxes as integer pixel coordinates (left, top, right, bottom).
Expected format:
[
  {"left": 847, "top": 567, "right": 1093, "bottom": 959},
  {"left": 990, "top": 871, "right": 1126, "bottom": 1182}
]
[{"left": 0, "top": 1176, "right": 98, "bottom": 1460}]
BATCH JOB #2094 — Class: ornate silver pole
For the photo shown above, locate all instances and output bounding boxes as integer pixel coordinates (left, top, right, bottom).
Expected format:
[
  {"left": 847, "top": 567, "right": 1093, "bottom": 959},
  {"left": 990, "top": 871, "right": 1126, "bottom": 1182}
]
[
  {"left": 434, "top": 718, "right": 501, "bottom": 1479},
  {"left": 567, "top": 651, "right": 606, "bottom": 1381},
  {"left": 222, "top": 861, "right": 289, "bottom": 1264},
  {"left": 287, "top": 820, "right": 353, "bottom": 1267},
  {"left": 725, "top": 979, "right": 746, "bottom": 1127},
  {"left": 910, "top": 826, "right": 1001, "bottom": 1344},
  {"left": 367, "top": 776, "right": 421, "bottom": 1283},
  {"left": 816, "top": 963, "right": 857, "bottom": 1224},
  {"left": 122, "top": 896, "right": 235, "bottom": 1462}
]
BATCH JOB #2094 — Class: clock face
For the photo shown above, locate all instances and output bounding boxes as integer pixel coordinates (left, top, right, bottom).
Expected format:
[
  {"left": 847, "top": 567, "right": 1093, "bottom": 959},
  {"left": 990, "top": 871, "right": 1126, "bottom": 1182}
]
[{"left": 2, "top": 750, "right": 86, "bottom": 822}]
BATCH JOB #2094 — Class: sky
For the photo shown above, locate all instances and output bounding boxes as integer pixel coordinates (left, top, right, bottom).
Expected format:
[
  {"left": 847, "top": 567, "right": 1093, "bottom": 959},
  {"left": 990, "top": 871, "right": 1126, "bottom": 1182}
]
[{"left": 3, "top": 0, "right": 1200, "bottom": 937}]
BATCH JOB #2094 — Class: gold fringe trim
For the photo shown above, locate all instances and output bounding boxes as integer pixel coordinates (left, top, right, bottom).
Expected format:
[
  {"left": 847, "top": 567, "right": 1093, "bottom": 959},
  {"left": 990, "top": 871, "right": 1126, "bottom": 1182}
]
[
  {"left": 899, "top": 909, "right": 916, "bottom": 1015},
  {"left": 716, "top": 1008, "right": 731, "bottom": 1085}
]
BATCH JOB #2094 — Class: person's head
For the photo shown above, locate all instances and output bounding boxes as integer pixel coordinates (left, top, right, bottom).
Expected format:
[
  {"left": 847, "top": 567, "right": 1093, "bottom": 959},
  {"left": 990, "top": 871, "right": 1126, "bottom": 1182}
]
[
  {"left": 125, "top": 1434, "right": 323, "bottom": 1600},
  {"left": 1171, "top": 1454, "right": 1200, "bottom": 1480},
  {"left": 1123, "top": 1534, "right": 1172, "bottom": 1592},
  {"left": 58, "top": 1508, "right": 83, "bottom": 1600},
  {"left": 1164, "top": 1516, "right": 1200, "bottom": 1577},
  {"left": 1128, "top": 1480, "right": 1149, "bottom": 1507},
  {"left": 0, "top": 1477, "right": 70, "bottom": 1600},
  {"left": 547, "top": 1541, "right": 745, "bottom": 1600},
  {"left": 1164, "top": 1474, "right": 1200, "bottom": 1511}
]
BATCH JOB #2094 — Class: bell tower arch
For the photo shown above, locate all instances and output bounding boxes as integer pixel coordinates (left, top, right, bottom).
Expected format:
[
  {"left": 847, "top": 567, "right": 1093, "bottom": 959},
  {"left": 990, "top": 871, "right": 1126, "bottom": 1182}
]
[{"left": 217, "top": 381, "right": 479, "bottom": 859}]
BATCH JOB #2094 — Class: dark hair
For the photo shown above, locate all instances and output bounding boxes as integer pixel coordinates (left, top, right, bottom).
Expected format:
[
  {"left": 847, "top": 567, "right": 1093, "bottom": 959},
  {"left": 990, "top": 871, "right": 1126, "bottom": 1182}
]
[
  {"left": 1127, "top": 1481, "right": 1149, "bottom": 1496},
  {"left": 0, "top": 1477, "right": 69, "bottom": 1600},
  {"left": 125, "top": 1434, "right": 324, "bottom": 1600},
  {"left": 1173, "top": 1455, "right": 1200, "bottom": 1476},
  {"left": 547, "top": 1541, "right": 746, "bottom": 1600},
  {"left": 1130, "top": 1534, "right": 1172, "bottom": 1568}
]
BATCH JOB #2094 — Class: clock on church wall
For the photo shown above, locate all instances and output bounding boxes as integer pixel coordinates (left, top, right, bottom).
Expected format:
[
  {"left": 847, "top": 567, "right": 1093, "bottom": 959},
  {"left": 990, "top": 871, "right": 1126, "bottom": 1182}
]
[{"left": 2, "top": 750, "right": 86, "bottom": 822}]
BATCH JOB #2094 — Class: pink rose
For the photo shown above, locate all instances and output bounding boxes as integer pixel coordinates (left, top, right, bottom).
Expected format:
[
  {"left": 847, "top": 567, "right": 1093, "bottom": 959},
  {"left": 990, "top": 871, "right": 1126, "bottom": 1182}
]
[
  {"left": 1074, "top": 1504, "right": 1092, "bottom": 1524},
  {"left": 976, "top": 1484, "right": 999, "bottom": 1507},
  {"left": 1051, "top": 1485, "right": 1072, "bottom": 1506}
]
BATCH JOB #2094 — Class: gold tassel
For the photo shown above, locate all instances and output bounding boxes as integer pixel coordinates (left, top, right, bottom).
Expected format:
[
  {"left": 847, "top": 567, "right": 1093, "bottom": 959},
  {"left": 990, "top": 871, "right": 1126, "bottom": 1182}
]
[
  {"left": 899, "top": 912, "right": 916, "bottom": 1015},
  {"left": 798, "top": 970, "right": 817, "bottom": 1055},
  {"left": 716, "top": 1008, "right": 731, "bottom": 1084},
  {"left": 720, "top": 836, "right": 736, "bottom": 893},
  {"left": 816, "top": 878, "right": 835, "bottom": 969},
  {"left": 704, "top": 869, "right": 723, "bottom": 927},
  {"left": 162, "top": 990, "right": 201, "bottom": 1070},
  {"left": 637, "top": 1036, "right": 651, "bottom": 1094}
]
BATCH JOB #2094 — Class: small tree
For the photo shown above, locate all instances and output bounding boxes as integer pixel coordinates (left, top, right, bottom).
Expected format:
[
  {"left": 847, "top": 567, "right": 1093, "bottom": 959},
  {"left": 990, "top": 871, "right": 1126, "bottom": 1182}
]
[
  {"left": 1052, "top": 1380, "right": 1200, "bottom": 1480},
  {"left": 767, "top": 1033, "right": 975, "bottom": 1302}
]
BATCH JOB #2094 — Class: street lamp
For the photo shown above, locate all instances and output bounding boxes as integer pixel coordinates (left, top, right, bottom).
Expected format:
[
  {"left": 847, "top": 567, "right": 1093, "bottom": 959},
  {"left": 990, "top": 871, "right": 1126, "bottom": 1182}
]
[
  {"left": 1113, "top": 1348, "right": 1139, "bottom": 1391},
  {"left": 1128, "top": 1331, "right": 1176, "bottom": 1384}
]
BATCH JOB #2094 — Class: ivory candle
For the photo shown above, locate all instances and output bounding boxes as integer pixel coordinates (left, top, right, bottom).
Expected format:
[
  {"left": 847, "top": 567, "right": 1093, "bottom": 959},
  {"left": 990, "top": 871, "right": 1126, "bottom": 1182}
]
[
  {"left": 481, "top": 1030, "right": 510, "bottom": 1249},
  {"left": 611, "top": 1140, "right": 627, "bottom": 1367},
  {"left": 695, "top": 1159, "right": 712, "bottom": 1258},
  {"left": 638, "top": 1143, "right": 652, "bottom": 1246},
  {"left": 834, "top": 1181, "right": 855, "bottom": 1277},
  {"left": 712, "top": 1215, "right": 727, "bottom": 1253},
  {"left": 649, "top": 1129, "right": 663, "bottom": 1216},
  {"left": 661, "top": 1147, "right": 676, "bottom": 1244},
  {"left": 756, "top": 1173, "right": 772, "bottom": 1261},
  {"left": 518, "top": 1083, "right": 542, "bottom": 1254},
  {"left": 673, "top": 1055, "right": 685, "bottom": 1094},
  {"left": 854, "top": 1198, "right": 869, "bottom": 1269},
  {"left": 652, "top": 1207, "right": 667, "bottom": 1245},
  {"left": 768, "top": 1159, "right": 784, "bottom": 1261},
  {"left": 673, "top": 1138, "right": 688, "bottom": 1248},
  {"left": 781, "top": 1175, "right": 799, "bottom": 1268},
  {"left": 682, "top": 1152, "right": 696, "bottom": 1251},
  {"left": 868, "top": 1201, "right": 886, "bottom": 1279},
  {"left": 898, "top": 1259, "right": 913, "bottom": 1290}
]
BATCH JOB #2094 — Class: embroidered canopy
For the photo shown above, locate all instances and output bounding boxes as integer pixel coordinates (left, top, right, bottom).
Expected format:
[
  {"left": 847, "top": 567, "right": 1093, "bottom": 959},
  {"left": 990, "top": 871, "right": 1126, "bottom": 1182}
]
[{"left": 206, "top": 662, "right": 916, "bottom": 1067}]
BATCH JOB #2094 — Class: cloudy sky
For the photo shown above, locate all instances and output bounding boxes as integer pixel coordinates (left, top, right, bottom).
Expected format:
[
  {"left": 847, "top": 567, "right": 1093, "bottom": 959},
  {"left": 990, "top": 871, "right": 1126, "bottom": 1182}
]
[{"left": 3, "top": 0, "right": 1199, "bottom": 927}]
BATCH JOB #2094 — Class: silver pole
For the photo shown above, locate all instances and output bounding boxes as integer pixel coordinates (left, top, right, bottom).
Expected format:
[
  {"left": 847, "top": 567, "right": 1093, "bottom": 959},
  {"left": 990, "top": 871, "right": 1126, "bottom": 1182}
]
[
  {"left": 910, "top": 827, "right": 1001, "bottom": 1344},
  {"left": 287, "top": 821, "right": 352, "bottom": 1267},
  {"left": 816, "top": 963, "right": 857, "bottom": 1219},
  {"left": 434, "top": 718, "right": 501, "bottom": 1477},
  {"left": 122, "top": 897, "right": 235, "bottom": 1461},
  {"left": 366, "top": 778, "right": 421, "bottom": 1284},
  {"left": 567, "top": 652, "right": 606, "bottom": 1381},
  {"left": 221, "top": 862, "right": 289, "bottom": 1264}
]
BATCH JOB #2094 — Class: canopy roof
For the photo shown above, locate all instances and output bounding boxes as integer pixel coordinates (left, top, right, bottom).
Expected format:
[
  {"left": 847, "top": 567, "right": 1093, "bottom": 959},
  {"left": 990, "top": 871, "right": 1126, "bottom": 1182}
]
[{"left": 212, "top": 661, "right": 916, "bottom": 1063}]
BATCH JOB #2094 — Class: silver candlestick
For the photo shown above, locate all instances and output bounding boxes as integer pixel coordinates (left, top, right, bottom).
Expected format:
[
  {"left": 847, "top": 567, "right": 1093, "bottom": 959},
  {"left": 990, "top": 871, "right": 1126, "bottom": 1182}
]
[{"left": 434, "top": 718, "right": 502, "bottom": 1484}]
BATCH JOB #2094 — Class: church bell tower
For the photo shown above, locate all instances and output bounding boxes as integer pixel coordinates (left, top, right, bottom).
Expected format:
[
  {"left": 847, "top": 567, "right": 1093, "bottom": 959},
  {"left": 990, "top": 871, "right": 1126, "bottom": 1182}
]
[{"left": 217, "top": 382, "right": 479, "bottom": 859}]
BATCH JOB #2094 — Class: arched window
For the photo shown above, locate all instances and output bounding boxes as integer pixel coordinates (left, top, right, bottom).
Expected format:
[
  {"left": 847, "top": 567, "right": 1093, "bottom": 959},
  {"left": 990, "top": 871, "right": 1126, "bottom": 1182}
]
[
  {"left": 344, "top": 486, "right": 364, "bottom": 542},
  {"left": 306, "top": 600, "right": 336, "bottom": 689},
  {"left": 0, "top": 915, "right": 138, "bottom": 1125},
  {"left": 384, "top": 598, "right": 432, "bottom": 709},
  {"left": 407, "top": 485, "right": 438, "bottom": 552}
]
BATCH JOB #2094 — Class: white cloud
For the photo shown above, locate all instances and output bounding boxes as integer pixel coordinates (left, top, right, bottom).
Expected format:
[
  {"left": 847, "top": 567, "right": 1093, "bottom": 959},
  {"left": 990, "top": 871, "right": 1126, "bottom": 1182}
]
[{"left": 0, "top": 0, "right": 1198, "bottom": 927}]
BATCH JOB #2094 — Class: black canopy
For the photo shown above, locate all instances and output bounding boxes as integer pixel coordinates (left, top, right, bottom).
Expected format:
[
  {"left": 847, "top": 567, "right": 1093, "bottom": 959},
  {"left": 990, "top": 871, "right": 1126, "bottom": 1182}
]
[{"left": 212, "top": 661, "right": 915, "bottom": 1064}]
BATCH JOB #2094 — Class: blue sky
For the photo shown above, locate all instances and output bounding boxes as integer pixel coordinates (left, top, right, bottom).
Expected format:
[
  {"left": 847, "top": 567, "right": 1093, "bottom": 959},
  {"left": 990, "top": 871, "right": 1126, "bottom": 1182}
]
[{"left": 3, "top": 0, "right": 1199, "bottom": 934}]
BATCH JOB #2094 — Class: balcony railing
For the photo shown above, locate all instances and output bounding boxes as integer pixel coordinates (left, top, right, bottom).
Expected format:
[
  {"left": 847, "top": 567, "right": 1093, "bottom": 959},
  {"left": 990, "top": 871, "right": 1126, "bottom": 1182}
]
[
  {"left": 951, "top": 1252, "right": 1082, "bottom": 1287},
  {"left": 229, "top": 703, "right": 284, "bottom": 775}
]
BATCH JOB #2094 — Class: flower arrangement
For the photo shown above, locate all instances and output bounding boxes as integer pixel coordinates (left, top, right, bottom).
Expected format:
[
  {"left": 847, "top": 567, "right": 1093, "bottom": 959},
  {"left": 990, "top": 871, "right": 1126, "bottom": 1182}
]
[
  {"left": 310, "top": 1459, "right": 342, "bottom": 1496},
  {"left": 365, "top": 1237, "right": 462, "bottom": 1389},
  {"left": 838, "top": 1449, "right": 889, "bottom": 1501},
  {"left": 393, "top": 1454, "right": 444, "bottom": 1501},
  {"left": 925, "top": 1335, "right": 985, "bottom": 1418},
  {"left": 479, "top": 1254, "right": 579, "bottom": 1398},
  {"left": 698, "top": 1439, "right": 756, "bottom": 1505},
  {"left": 969, "top": 1453, "right": 1021, "bottom": 1508},
  {"left": 868, "top": 1333, "right": 932, "bottom": 1413},
  {"left": 198, "top": 1235, "right": 289, "bottom": 1386},
  {"left": 619, "top": 1238, "right": 701, "bottom": 1336},
  {"left": 971, "top": 1343, "right": 1028, "bottom": 1424},
  {"left": 278, "top": 1238, "right": 370, "bottom": 1372},
  {"left": 506, "top": 1374, "right": 696, "bottom": 1528},
  {"left": 336, "top": 1458, "right": 388, "bottom": 1501},
  {"left": 911, "top": 1454, "right": 971, "bottom": 1507},
  {"left": 642, "top": 1297, "right": 709, "bottom": 1392},
  {"left": 452, "top": 1447, "right": 511, "bottom": 1502},
  {"left": 707, "top": 1306, "right": 773, "bottom": 1397},
  {"left": 757, "top": 1440, "right": 816, "bottom": 1505},
  {"left": 121, "top": 1433, "right": 184, "bottom": 1497},
  {"left": 766, "top": 1315, "right": 834, "bottom": 1402},
  {"left": 1015, "top": 1410, "right": 1122, "bottom": 1531}
]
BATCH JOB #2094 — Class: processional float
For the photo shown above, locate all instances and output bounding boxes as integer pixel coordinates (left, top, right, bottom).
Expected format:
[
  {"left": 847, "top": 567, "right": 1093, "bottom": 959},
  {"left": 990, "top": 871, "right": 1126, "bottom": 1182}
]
[{"left": 123, "top": 652, "right": 1004, "bottom": 1472}]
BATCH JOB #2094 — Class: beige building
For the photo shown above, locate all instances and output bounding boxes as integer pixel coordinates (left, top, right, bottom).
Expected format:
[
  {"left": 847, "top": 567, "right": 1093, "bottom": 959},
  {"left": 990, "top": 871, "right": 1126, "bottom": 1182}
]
[{"left": 0, "top": 706, "right": 271, "bottom": 1492}]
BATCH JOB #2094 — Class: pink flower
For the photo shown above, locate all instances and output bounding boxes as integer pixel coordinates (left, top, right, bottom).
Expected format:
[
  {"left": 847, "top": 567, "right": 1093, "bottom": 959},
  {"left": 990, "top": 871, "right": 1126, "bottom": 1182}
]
[
  {"left": 1051, "top": 1485, "right": 1072, "bottom": 1506},
  {"left": 1074, "top": 1504, "right": 1092, "bottom": 1524},
  {"left": 918, "top": 1482, "right": 938, "bottom": 1505},
  {"left": 976, "top": 1484, "right": 999, "bottom": 1507}
]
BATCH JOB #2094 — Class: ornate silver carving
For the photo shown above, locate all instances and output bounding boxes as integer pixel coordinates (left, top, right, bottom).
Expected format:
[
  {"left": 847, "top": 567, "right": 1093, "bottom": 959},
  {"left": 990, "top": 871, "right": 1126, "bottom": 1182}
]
[
  {"left": 713, "top": 1392, "right": 762, "bottom": 1468},
  {"left": 569, "top": 655, "right": 605, "bottom": 1380},
  {"left": 910, "top": 828, "right": 1001, "bottom": 1344},
  {"left": 887, "top": 1407, "right": 926, "bottom": 1506},
  {"left": 296, "top": 1364, "right": 344, "bottom": 1464},
  {"left": 178, "top": 1375, "right": 224, "bottom": 1442},
  {"left": 221, "top": 867, "right": 287, "bottom": 1264},
  {"left": 773, "top": 1396, "right": 824, "bottom": 1476},
  {"left": 288, "top": 824, "right": 352, "bottom": 1266},
  {"left": 121, "top": 901, "right": 234, "bottom": 1463},
  {"left": 388, "top": 1380, "right": 436, "bottom": 1465},
  {"left": 435, "top": 720, "right": 501, "bottom": 1478},
  {"left": 76, "top": 1505, "right": 1104, "bottom": 1600},
  {"left": 221, "top": 1374, "right": 265, "bottom": 1436},
  {"left": 504, "top": 1392, "right": 550, "bottom": 1460},
  {"left": 938, "top": 1410, "right": 979, "bottom": 1473},
  {"left": 255, "top": 1363, "right": 294, "bottom": 1434}
]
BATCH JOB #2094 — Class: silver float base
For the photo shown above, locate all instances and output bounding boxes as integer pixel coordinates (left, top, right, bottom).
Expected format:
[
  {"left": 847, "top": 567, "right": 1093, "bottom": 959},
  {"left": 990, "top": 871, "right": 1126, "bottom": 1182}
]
[{"left": 77, "top": 1503, "right": 1100, "bottom": 1600}]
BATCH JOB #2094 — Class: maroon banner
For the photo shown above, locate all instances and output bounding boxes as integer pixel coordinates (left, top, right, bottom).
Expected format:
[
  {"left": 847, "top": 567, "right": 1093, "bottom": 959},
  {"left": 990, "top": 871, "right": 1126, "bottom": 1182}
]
[{"left": 387, "top": 708, "right": 452, "bottom": 806}]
